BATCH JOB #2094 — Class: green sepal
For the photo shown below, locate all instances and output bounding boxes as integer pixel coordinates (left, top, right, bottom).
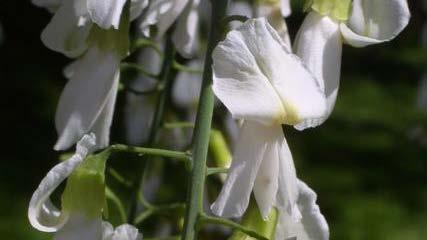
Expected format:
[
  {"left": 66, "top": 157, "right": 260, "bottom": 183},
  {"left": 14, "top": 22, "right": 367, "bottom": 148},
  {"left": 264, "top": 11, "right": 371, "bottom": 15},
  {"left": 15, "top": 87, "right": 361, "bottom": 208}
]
[
  {"left": 61, "top": 150, "right": 111, "bottom": 218},
  {"left": 229, "top": 198, "right": 279, "bottom": 240},
  {"left": 310, "top": 0, "right": 352, "bottom": 21},
  {"left": 209, "top": 130, "right": 232, "bottom": 168},
  {"left": 87, "top": 1, "right": 130, "bottom": 58}
]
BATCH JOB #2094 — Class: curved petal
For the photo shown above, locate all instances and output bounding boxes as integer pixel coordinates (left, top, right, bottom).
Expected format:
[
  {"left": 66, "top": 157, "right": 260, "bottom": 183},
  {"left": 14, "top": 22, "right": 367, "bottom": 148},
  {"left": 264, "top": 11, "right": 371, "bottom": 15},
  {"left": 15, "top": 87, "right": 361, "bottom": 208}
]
[
  {"left": 54, "top": 47, "right": 120, "bottom": 150},
  {"left": 212, "top": 19, "right": 286, "bottom": 125},
  {"left": 211, "top": 122, "right": 282, "bottom": 218},
  {"left": 172, "top": 59, "right": 203, "bottom": 108},
  {"left": 28, "top": 134, "right": 96, "bottom": 232},
  {"left": 41, "top": 0, "right": 92, "bottom": 58},
  {"left": 54, "top": 214, "right": 103, "bottom": 240},
  {"left": 87, "top": 0, "right": 127, "bottom": 29},
  {"left": 341, "top": 0, "right": 410, "bottom": 47},
  {"left": 139, "top": 0, "right": 189, "bottom": 38},
  {"left": 276, "top": 180, "right": 329, "bottom": 240},
  {"left": 253, "top": 140, "right": 280, "bottom": 219},
  {"left": 172, "top": 0, "right": 200, "bottom": 58},
  {"left": 294, "top": 12, "right": 342, "bottom": 125},
  {"left": 276, "top": 137, "right": 300, "bottom": 221}
]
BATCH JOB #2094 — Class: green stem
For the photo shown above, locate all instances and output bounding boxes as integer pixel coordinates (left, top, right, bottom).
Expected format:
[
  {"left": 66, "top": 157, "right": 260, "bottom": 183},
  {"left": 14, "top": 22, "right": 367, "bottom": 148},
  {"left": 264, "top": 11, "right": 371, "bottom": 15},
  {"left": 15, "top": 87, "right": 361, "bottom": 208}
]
[
  {"left": 134, "top": 202, "right": 186, "bottom": 225},
  {"left": 173, "top": 61, "right": 203, "bottom": 74},
  {"left": 163, "top": 122, "right": 195, "bottom": 129},
  {"left": 199, "top": 214, "right": 268, "bottom": 240},
  {"left": 106, "top": 187, "right": 127, "bottom": 224},
  {"left": 121, "top": 62, "right": 159, "bottom": 79},
  {"left": 206, "top": 167, "right": 228, "bottom": 176},
  {"left": 110, "top": 144, "right": 190, "bottom": 162},
  {"left": 127, "top": 36, "right": 176, "bottom": 223},
  {"left": 181, "top": 1, "right": 229, "bottom": 239}
]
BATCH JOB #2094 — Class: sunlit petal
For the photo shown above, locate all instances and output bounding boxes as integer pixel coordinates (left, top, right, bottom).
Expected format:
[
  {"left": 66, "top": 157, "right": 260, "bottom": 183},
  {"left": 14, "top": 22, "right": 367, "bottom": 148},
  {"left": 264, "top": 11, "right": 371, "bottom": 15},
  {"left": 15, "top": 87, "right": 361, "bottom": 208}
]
[
  {"left": 87, "top": 0, "right": 127, "bottom": 29},
  {"left": 341, "top": 0, "right": 410, "bottom": 47},
  {"left": 28, "top": 134, "right": 96, "bottom": 232},
  {"left": 54, "top": 214, "right": 103, "bottom": 240},
  {"left": 294, "top": 12, "right": 342, "bottom": 124}
]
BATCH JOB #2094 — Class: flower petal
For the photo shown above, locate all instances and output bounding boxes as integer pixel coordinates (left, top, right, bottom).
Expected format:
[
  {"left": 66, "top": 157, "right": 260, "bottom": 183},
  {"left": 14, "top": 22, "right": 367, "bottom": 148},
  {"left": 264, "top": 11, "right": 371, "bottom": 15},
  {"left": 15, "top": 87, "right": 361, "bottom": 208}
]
[
  {"left": 276, "top": 180, "right": 329, "bottom": 240},
  {"left": 112, "top": 224, "right": 143, "bottom": 240},
  {"left": 87, "top": 0, "right": 127, "bottom": 29},
  {"left": 54, "top": 47, "right": 120, "bottom": 150},
  {"left": 253, "top": 139, "right": 280, "bottom": 219},
  {"left": 140, "top": 0, "right": 189, "bottom": 38},
  {"left": 130, "top": 0, "right": 149, "bottom": 21},
  {"left": 280, "top": 0, "right": 292, "bottom": 17},
  {"left": 211, "top": 121, "right": 282, "bottom": 218},
  {"left": 341, "top": 0, "right": 410, "bottom": 47},
  {"left": 212, "top": 19, "right": 287, "bottom": 125},
  {"left": 53, "top": 214, "right": 103, "bottom": 240},
  {"left": 28, "top": 134, "right": 96, "bottom": 232},
  {"left": 172, "top": 0, "right": 200, "bottom": 58},
  {"left": 41, "top": 0, "right": 91, "bottom": 58},
  {"left": 294, "top": 12, "right": 342, "bottom": 125},
  {"left": 276, "top": 136, "right": 299, "bottom": 221}
]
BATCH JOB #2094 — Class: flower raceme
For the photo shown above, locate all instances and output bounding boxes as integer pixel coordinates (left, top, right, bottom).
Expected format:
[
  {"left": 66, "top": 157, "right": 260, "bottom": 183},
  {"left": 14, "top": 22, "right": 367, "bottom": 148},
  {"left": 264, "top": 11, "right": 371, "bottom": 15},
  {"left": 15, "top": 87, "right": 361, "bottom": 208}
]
[
  {"left": 140, "top": 0, "right": 201, "bottom": 58},
  {"left": 28, "top": 134, "right": 142, "bottom": 240},
  {"left": 294, "top": 0, "right": 410, "bottom": 120},
  {"left": 210, "top": 18, "right": 329, "bottom": 238},
  {"left": 33, "top": 0, "right": 134, "bottom": 150}
]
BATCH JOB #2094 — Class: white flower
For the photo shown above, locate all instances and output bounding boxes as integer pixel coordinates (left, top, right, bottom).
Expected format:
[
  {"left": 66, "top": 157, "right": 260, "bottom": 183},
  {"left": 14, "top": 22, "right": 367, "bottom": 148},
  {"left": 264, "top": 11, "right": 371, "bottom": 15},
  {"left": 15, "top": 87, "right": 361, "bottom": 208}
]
[
  {"left": 294, "top": 0, "right": 410, "bottom": 120},
  {"left": 275, "top": 180, "right": 329, "bottom": 240},
  {"left": 140, "top": 0, "right": 200, "bottom": 57},
  {"left": 35, "top": 0, "right": 145, "bottom": 57},
  {"left": 210, "top": 18, "right": 327, "bottom": 220},
  {"left": 28, "top": 134, "right": 100, "bottom": 236},
  {"left": 102, "top": 222, "right": 143, "bottom": 240},
  {"left": 55, "top": 46, "right": 120, "bottom": 150}
]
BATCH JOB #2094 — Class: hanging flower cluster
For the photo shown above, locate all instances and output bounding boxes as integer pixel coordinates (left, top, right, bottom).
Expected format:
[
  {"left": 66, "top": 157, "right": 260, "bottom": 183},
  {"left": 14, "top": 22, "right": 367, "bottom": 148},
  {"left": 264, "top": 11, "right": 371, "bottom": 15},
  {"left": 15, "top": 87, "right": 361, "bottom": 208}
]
[
  {"left": 210, "top": 0, "right": 410, "bottom": 239},
  {"left": 27, "top": 0, "right": 411, "bottom": 239}
]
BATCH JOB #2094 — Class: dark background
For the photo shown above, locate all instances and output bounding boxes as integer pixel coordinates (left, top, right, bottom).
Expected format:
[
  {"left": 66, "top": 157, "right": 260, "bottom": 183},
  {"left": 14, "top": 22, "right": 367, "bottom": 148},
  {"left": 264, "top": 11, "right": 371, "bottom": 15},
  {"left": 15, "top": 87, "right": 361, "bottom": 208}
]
[{"left": 1, "top": 0, "right": 426, "bottom": 239}]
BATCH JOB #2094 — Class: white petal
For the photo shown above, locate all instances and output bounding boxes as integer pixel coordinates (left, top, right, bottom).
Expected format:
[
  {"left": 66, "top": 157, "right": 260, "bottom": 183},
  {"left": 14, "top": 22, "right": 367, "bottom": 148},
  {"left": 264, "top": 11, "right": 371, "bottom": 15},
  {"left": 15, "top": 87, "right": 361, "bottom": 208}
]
[
  {"left": 41, "top": 0, "right": 91, "bottom": 58},
  {"left": 213, "top": 18, "right": 326, "bottom": 127},
  {"left": 276, "top": 136, "right": 299, "bottom": 221},
  {"left": 140, "top": 0, "right": 189, "bottom": 38},
  {"left": 130, "top": 0, "right": 149, "bottom": 21},
  {"left": 102, "top": 221, "right": 115, "bottom": 239},
  {"left": 172, "top": 59, "right": 203, "bottom": 108},
  {"left": 294, "top": 12, "right": 342, "bottom": 125},
  {"left": 280, "top": 0, "right": 292, "bottom": 17},
  {"left": 55, "top": 47, "right": 120, "bottom": 150},
  {"left": 111, "top": 224, "right": 142, "bottom": 240},
  {"left": 172, "top": 0, "right": 200, "bottom": 58},
  {"left": 276, "top": 180, "right": 329, "bottom": 240},
  {"left": 253, "top": 140, "right": 280, "bottom": 219},
  {"left": 228, "top": 1, "right": 252, "bottom": 29},
  {"left": 211, "top": 121, "right": 283, "bottom": 218},
  {"left": 341, "top": 0, "right": 410, "bottom": 47},
  {"left": 32, "top": 0, "right": 63, "bottom": 13},
  {"left": 212, "top": 19, "right": 286, "bottom": 125},
  {"left": 87, "top": 0, "right": 127, "bottom": 29},
  {"left": 54, "top": 214, "right": 103, "bottom": 240},
  {"left": 28, "top": 134, "right": 96, "bottom": 232}
]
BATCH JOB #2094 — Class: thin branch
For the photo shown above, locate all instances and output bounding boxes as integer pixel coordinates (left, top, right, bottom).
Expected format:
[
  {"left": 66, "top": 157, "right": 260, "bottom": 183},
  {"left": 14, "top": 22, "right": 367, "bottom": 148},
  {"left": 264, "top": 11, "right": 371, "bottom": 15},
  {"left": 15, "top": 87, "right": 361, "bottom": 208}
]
[
  {"left": 110, "top": 144, "right": 191, "bottom": 162},
  {"left": 163, "top": 122, "right": 195, "bottom": 129},
  {"left": 121, "top": 62, "right": 159, "bottom": 79},
  {"left": 173, "top": 61, "right": 203, "bottom": 74},
  {"left": 206, "top": 167, "right": 228, "bottom": 176},
  {"left": 106, "top": 187, "right": 127, "bottom": 224},
  {"left": 199, "top": 214, "right": 268, "bottom": 240}
]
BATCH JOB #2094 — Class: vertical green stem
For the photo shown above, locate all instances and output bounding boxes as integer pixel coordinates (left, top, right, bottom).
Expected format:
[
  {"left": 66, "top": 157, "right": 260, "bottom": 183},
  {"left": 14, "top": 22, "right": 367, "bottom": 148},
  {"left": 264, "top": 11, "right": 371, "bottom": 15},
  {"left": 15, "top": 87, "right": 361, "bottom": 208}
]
[
  {"left": 181, "top": 1, "right": 229, "bottom": 239},
  {"left": 128, "top": 36, "right": 176, "bottom": 223}
]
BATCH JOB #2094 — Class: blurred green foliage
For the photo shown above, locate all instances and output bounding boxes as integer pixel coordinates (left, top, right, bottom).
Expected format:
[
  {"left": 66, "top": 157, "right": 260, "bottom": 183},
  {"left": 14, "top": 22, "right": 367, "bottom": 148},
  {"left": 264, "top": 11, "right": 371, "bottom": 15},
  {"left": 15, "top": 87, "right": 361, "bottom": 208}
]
[{"left": 1, "top": 0, "right": 426, "bottom": 239}]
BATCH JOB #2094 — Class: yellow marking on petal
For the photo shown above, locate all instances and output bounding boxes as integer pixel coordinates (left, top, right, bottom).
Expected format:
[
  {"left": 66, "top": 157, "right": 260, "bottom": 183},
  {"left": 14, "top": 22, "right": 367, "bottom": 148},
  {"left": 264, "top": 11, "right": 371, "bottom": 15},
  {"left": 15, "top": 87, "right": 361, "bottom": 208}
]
[{"left": 311, "top": 0, "right": 352, "bottom": 21}]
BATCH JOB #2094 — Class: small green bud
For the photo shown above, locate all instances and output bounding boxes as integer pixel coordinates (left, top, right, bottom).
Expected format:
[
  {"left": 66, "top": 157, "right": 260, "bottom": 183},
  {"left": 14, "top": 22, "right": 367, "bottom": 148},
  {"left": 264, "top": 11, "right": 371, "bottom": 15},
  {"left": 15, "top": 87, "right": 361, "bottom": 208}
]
[
  {"left": 62, "top": 150, "right": 110, "bottom": 218},
  {"left": 88, "top": 1, "right": 130, "bottom": 58},
  {"left": 310, "top": 0, "right": 352, "bottom": 21},
  {"left": 209, "top": 130, "right": 232, "bottom": 169},
  {"left": 229, "top": 199, "right": 278, "bottom": 240}
]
